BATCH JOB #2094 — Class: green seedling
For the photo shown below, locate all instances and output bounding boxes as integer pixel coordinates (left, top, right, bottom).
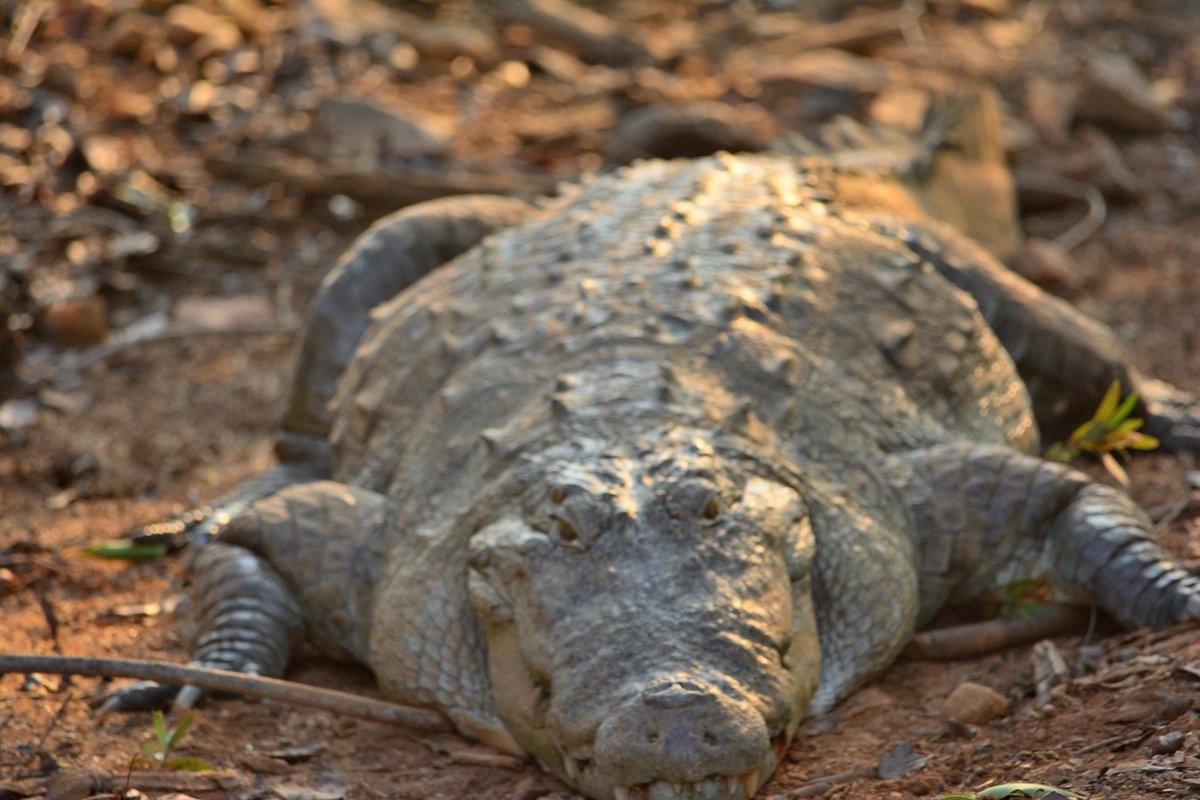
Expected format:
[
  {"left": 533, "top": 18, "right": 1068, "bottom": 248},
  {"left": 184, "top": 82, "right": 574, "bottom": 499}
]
[
  {"left": 133, "top": 710, "right": 213, "bottom": 772},
  {"left": 82, "top": 539, "right": 169, "bottom": 561},
  {"left": 1045, "top": 379, "right": 1158, "bottom": 485},
  {"left": 992, "top": 578, "right": 1049, "bottom": 619}
]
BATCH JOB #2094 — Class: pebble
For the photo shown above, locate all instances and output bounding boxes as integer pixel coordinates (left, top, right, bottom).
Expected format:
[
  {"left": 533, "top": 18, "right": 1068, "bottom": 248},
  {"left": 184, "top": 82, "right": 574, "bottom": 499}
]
[{"left": 941, "top": 681, "right": 1009, "bottom": 725}]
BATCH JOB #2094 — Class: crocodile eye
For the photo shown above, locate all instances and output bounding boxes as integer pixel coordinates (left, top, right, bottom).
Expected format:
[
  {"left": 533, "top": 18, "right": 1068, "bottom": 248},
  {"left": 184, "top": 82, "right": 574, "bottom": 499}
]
[
  {"left": 555, "top": 517, "right": 580, "bottom": 542},
  {"left": 666, "top": 478, "right": 720, "bottom": 520}
]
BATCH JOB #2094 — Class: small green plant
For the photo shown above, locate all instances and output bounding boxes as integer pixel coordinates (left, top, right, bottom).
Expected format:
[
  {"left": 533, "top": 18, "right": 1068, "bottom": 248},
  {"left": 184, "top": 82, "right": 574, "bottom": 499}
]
[
  {"left": 82, "top": 539, "right": 169, "bottom": 560},
  {"left": 992, "top": 578, "right": 1048, "bottom": 618},
  {"left": 1045, "top": 379, "right": 1158, "bottom": 485},
  {"left": 133, "top": 710, "right": 213, "bottom": 772}
]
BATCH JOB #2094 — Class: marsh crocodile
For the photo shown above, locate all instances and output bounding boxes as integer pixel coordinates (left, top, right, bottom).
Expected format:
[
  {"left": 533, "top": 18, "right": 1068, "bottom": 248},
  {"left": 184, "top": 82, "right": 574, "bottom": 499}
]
[{"left": 110, "top": 100, "right": 1200, "bottom": 800}]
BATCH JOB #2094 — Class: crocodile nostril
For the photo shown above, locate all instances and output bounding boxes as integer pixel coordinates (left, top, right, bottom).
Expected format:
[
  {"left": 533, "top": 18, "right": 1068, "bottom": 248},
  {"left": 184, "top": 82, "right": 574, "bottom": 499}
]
[{"left": 702, "top": 731, "right": 718, "bottom": 746}]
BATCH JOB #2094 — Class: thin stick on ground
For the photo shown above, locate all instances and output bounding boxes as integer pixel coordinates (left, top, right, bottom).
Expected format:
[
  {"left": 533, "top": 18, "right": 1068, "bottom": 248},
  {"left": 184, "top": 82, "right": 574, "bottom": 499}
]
[
  {"left": 0, "top": 653, "right": 452, "bottom": 733},
  {"left": 905, "top": 604, "right": 1094, "bottom": 660}
]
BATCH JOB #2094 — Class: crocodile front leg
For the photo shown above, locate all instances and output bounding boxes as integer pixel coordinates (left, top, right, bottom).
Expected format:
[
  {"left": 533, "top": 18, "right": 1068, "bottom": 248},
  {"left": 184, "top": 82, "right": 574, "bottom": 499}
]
[
  {"left": 885, "top": 443, "right": 1200, "bottom": 630},
  {"left": 98, "top": 481, "right": 389, "bottom": 712}
]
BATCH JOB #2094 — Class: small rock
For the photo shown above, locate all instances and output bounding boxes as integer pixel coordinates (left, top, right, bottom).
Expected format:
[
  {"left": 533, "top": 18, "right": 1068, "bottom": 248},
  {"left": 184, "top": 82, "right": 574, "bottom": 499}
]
[
  {"left": 41, "top": 296, "right": 109, "bottom": 347},
  {"left": 1110, "top": 696, "right": 1161, "bottom": 724},
  {"left": 942, "top": 681, "right": 1009, "bottom": 725},
  {"left": 1148, "top": 731, "right": 1185, "bottom": 756},
  {"left": 0, "top": 398, "right": 38, "bottom": 431},
  {"left": 44, "top": 770, "right": 110, "bottom": 800},
  {"left": 238, "top": 753, "right": 294, "bottom": 775},
  {"left": 1075, "top": 52, "right": 1181, "bottom": 133}
]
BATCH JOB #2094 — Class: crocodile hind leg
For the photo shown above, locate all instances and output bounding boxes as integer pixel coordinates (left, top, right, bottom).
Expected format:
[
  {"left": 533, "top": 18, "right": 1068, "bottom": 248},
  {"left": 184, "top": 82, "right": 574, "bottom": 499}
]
[
  {"left": 884, "top": 443, "right": 1200, "bottom": 631},
  {"left": 867, "top": 214, "right": 1200, "bottom": 451},
  {"left": 126, "top": 195, "right": 533, "bottom": 546},
  {"left": 97, "top": 480, "right": 389, "bottom": 712}
]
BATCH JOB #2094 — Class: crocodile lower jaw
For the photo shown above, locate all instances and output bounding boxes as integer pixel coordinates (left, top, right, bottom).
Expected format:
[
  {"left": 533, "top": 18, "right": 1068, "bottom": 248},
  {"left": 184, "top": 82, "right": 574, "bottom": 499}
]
[
  {"left": 609, "top": 768, "right": 763, "bottom": 800},
  {"left": 565, "top": 731, "right": 787, "bottom": 800}
]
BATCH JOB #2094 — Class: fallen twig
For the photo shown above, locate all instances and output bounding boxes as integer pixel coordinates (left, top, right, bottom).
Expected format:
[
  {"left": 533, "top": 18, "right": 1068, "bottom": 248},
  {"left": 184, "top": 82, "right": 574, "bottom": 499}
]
[
  {"left": 0, "top": 653, "right": 451, "bottom": 733},
  {"left": 1015, "top": 173, "right": 1107, "bottom": 252},
  {"left": 779, "top": 766, "right": 875, "bottom": 798},
  {"left": 906, "top": 604, "right": 1093, "bottom": 660}
]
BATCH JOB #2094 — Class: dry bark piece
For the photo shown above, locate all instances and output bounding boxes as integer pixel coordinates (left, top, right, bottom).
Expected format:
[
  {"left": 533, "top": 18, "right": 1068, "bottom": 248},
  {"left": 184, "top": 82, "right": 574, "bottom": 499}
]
[
  {"left": 942, "top": 681, "right": 1009, "bottom": 725},
  {"left": 1032, "top": 639, "right": 1072, "bottom": 705},
  {"left": 604, "top": 101, "right": 774, "bottom": 165},
  {"left": 496, "top": 0, "right": 654, "bottom": 66}
]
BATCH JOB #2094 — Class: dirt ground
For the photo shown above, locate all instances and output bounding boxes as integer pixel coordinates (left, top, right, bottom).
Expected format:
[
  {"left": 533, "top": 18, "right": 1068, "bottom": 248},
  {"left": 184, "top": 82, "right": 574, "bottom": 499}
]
[{"left": 3, "top": 1, "right": 1200, "bottom": 798}]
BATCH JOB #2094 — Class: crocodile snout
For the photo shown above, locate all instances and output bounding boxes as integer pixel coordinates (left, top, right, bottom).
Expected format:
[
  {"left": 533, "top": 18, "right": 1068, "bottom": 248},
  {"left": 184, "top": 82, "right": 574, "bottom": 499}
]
[{"left": 591, "top": 674, "right": 772, "bottom": 798}]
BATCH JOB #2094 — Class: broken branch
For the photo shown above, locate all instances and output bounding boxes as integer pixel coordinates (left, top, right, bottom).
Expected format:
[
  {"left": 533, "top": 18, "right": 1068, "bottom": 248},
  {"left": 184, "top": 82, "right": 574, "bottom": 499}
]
[{"left": 0, "top": 653, "right": 452, "bottom": 733}]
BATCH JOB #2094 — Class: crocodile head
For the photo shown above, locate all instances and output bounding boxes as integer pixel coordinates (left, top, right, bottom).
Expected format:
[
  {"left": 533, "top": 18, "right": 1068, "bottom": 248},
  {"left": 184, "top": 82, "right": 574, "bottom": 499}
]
[{"left": 467, "top": 432, "right": 818, "bottom": 800}]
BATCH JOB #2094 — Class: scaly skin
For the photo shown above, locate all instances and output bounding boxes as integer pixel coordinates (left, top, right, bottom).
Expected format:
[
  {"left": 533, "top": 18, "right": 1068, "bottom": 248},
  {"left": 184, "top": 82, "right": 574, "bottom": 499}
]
[{"left": 107, "top": 102, "right": 1200, "bottom": 800}]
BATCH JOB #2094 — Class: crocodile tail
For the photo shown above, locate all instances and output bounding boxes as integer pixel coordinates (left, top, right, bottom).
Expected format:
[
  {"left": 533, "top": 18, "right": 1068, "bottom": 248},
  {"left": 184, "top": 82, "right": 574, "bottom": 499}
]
[{"left": 781, "top": 88, "right": 1021, "bottom": 262}]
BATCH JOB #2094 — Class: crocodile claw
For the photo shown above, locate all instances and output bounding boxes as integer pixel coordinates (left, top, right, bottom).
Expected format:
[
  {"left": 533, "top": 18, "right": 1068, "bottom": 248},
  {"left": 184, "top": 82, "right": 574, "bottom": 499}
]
[
  {"left": 90, "top": 679, "right": 184, "bottom": 716},
  {"left": 1141, "top": 378, "right": 1200, "bottom": 452}
]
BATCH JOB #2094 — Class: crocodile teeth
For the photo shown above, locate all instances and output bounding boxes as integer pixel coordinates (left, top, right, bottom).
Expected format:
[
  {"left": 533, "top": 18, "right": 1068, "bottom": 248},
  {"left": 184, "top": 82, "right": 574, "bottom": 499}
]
[
  {"left": 772, "top": 732, "right": 789, "bottom": 760},
  {"left": 741, "top": 770, "right": 759, "bottom": 797},
  {"left": 671, "top": 783, "right": 684, "bottom": 796},
  {"left": 613, "top": 785, "right": 631, "bottom": 800},
  {"left": 725, "top": 774, "right": 740, "bottom": 796},
  {"left": 562, "top": 756, "right": 579, "bottom": 782}
]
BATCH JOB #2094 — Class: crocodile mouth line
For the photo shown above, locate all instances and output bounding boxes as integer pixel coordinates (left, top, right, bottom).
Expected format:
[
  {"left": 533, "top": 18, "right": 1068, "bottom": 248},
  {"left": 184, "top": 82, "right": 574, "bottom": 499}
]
[{"left": 561, "top": 731, "right": 789, "bottom": 799}]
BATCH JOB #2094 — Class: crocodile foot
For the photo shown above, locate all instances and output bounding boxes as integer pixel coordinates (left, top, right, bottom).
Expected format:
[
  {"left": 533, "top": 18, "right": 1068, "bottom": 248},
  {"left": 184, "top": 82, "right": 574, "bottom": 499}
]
[
  {"left": 123, "top": 459, "right": 329, "bottom": 550},
  {"left": 1141, "top": 378, "right": 1200, "bottom": 452}
]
